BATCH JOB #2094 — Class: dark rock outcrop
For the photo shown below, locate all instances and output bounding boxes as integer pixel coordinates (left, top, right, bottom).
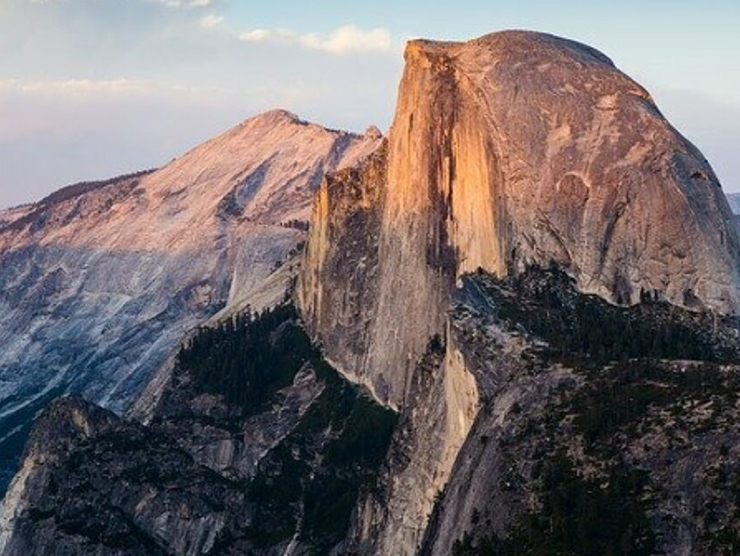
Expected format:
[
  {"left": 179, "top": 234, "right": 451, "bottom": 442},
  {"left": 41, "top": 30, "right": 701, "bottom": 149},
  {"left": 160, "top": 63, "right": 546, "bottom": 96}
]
[
  {"left": 0, "top": 306, "right": 397, "bottom": 555},
  {"left": 421, "top": 268, "right": 740, "bottom": 555}
]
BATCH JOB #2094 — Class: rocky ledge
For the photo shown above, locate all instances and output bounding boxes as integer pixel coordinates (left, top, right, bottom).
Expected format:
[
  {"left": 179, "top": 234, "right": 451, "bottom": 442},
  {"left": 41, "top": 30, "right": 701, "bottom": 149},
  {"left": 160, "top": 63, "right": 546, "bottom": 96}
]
[{"left": 0, "top": 305, "right": 397, "bottom": 555}]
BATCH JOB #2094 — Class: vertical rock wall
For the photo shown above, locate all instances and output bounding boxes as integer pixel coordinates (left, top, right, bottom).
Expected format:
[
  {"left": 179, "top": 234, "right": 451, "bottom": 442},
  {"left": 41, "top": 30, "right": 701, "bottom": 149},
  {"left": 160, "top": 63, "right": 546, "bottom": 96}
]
[{"left": 299, "top": 30, "right": 740, "bottom": 555}]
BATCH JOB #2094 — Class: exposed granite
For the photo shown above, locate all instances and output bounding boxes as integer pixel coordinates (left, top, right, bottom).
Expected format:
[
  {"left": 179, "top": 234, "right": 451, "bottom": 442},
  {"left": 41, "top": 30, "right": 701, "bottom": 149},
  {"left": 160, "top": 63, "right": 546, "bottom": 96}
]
[
  {"left": 0, "top": 110, "right": 382, "bottom": 494},
  {"left": 422, "top": 268, "right": 740, "bottom": 555}
]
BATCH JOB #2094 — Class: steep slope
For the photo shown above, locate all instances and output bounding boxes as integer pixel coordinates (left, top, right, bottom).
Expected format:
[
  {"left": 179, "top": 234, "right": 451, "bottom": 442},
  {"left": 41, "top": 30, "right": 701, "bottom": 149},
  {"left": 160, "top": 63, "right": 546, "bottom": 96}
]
[
  {"left": 301, "top": 30, "right": 740, "bottom": 408},
  {"left": 3, "top": 29, "right": 740, "bottom": 556},
  {"left": 0, "top": 305, "right": 396, "bottom": 556},
  {"left": 726, "top": 193, "right": 740, "bottom": 233},
  {"left": 6, "top": 275, "right": 740, "bottom": 555},
  {"left": 299, "top": 30, "right": 740, "bottom": 554},
  {"left": 421, "top": 268, "right": 740, "bottom": 556},
  {"left": 0, "top": 109, "right": 382, "bottom": 493}
]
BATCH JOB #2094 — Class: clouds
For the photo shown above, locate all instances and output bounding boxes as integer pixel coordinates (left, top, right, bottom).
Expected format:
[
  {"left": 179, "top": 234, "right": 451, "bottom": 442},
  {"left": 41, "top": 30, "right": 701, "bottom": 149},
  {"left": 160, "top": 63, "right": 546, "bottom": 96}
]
[
  {"left": 23, "top": 0, "right": 395, "bottom": 56},
  {"left": 0, "top": 78, "right": 243, "bottom": 104},
  {"left": 198, "top": 13, "right": 223, "bottom": 29},
  {"left": 0, "top": 78, "right": 149, "bottom": 97},
  {"left": 194, "top": 7, "right": 395, "bottom": 56},
  {"left": 238, "top": 25, "right": 394, "bottom": 55},
  {"left": 159, "top": 0, "right": 213, "bottom": 8},
  {"left": 301, "top": 25, "right": 393, "bottom": 55},
  {"left": 239, "top": 29, "right": 271, "bottom": 43}
]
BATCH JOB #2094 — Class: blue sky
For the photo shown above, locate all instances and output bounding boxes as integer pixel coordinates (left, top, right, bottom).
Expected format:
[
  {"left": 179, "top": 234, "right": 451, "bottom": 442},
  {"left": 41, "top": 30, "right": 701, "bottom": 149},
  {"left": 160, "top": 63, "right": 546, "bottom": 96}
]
[{"left": 1, "top": 0, "right": 739, "bottom": 207}]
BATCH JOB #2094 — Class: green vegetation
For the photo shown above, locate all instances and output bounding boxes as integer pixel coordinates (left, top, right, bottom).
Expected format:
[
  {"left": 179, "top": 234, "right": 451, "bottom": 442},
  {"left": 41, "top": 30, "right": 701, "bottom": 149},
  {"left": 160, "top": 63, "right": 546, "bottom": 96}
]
[
  {"left": 571, "top": 359, "right": 736, "bottom": 450},
  {"left": 280, "top": 219, "right": 310, "bottom": 231},
  {"left": 477, "top": 265, "right": 737, "bottom": 364},
  {"left": 447, "top": 267, "right": 740, "bottom": 555},
  {"left": 246, "top": 355, "right": 398, "bottom": 552},
  {"left": 453, "top": 452, "right": 654, "bottom": 556},
  {"left": 178, "top": 304, "right": 314, "bottom": 416},
  {"left": 473, "top": 266, "right": 740, "bottom": 451},
  {"left": 302, "top": 388, "right": 397, "bottom": 544},
  {"left": 181, "top": 303, "right": 398, "bottom": 553}
]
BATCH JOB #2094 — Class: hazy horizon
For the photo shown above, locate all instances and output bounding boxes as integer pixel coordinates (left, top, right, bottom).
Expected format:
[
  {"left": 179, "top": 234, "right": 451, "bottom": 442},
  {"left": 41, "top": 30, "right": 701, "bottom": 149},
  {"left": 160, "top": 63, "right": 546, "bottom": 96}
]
[{"left": 1, "top": 0, "right": 739, "bottom": 208}]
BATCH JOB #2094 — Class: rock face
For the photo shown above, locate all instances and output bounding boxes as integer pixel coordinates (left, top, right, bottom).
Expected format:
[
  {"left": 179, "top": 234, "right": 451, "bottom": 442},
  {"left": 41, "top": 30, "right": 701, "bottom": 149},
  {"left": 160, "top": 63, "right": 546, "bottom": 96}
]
[
  {"left": 5, "top": 275, "right": 740, "bottom": 556},
  {"left": 421, "top": 268, "right": 740, "bottom": 556},
  {"left": 301, "top": 30, "right": 740, "bottom": 409},
  {"left": 0, "top": 109, "right": 382, "bottom": 493},
  {"left": 0, "top": 306, "right": 397, "bottom": 555},
  {"left": 4, "top": 28, "right": 740, "bottom": 556},
  {"left": 299, "top": 30, "right": 740, "bottom": 554}
]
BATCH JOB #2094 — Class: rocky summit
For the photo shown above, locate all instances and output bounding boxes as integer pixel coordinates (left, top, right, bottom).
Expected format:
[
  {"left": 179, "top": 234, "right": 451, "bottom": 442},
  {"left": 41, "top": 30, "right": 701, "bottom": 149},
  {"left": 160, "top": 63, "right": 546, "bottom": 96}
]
[
  {"left": 0, "top": 109, "right": 381, "bottom": 493},
  {"left": 301, "top": 30, "right": 740, "bottom": 411},
  {"left": 2, "top": 30, "right": 740, "bottom": 556}
]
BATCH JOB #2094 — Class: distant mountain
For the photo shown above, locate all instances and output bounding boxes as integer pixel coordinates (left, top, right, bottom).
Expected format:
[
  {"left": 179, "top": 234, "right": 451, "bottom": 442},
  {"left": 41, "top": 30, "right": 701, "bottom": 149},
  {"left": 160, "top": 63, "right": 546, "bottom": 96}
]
[{"left": 0, "top": 109, "right": 381, "bottom": 493}]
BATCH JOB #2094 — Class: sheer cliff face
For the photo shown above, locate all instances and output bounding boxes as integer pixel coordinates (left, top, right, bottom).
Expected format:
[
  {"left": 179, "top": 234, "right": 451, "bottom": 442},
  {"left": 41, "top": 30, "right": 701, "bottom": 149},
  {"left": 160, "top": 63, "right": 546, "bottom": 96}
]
[
  {"left": 0, "top": 110, "right": 381, "bottom": 493},
  {"left": 301, "top": 31, "right": 740, "bottom": 410},
  {"left": 299, "top": 30, "right": 740, "bottom": 554}
]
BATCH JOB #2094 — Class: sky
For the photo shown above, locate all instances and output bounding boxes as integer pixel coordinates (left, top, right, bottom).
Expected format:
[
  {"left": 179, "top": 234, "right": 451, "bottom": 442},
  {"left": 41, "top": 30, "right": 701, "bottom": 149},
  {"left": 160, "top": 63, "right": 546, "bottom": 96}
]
[{"left": 0, "top": 0, "right": 739, "bottom": 208}]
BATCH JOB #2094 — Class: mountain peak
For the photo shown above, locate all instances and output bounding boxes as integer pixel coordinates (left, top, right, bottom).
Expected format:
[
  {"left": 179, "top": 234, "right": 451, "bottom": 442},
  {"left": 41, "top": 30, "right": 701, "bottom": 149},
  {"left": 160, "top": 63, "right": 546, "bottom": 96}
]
[
  {"left": 3, "top": 27, "right": 740, "bottom": 556},
  {"left": 405, "top": 30, "right": 615, "bottom": 67},
  {"left": 246, "top": 108, "right": 303, "bottom": 126},
  {"left": 301, "top": 21, "right": 740, "bottom": 433},
  {"left": 299, "top": 29, "right": 740, "bottom": 553},
  {"left": 0, "top": 101, "right": 383, "bottom": 499},
  {"left": 363, "top": 125, "right": 383, "bottom": 139}
]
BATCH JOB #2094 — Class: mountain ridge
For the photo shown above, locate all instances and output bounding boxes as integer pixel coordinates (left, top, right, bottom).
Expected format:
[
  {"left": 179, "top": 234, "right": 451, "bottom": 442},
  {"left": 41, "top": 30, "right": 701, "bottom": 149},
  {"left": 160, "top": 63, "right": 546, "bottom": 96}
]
[
  {"left": 726, "top": 192, "right": 740, "bottom": 215},
  {"left": 0, "top": 109, "right": 382, "bottom": 494}
]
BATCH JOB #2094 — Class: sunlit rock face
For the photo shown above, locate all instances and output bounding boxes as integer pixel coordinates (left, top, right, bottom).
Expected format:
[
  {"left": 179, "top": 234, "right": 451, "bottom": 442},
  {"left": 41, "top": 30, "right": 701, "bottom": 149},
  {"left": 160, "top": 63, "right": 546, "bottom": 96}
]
[
  {"left": 299, "top": 30, "right": 740, "bottom": 555},
  {"left": 0, "top": 109, "right": 382, "bottom": 493},
  {"left": 301, "top": 30, "right": 740, "bottom": 410}
]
